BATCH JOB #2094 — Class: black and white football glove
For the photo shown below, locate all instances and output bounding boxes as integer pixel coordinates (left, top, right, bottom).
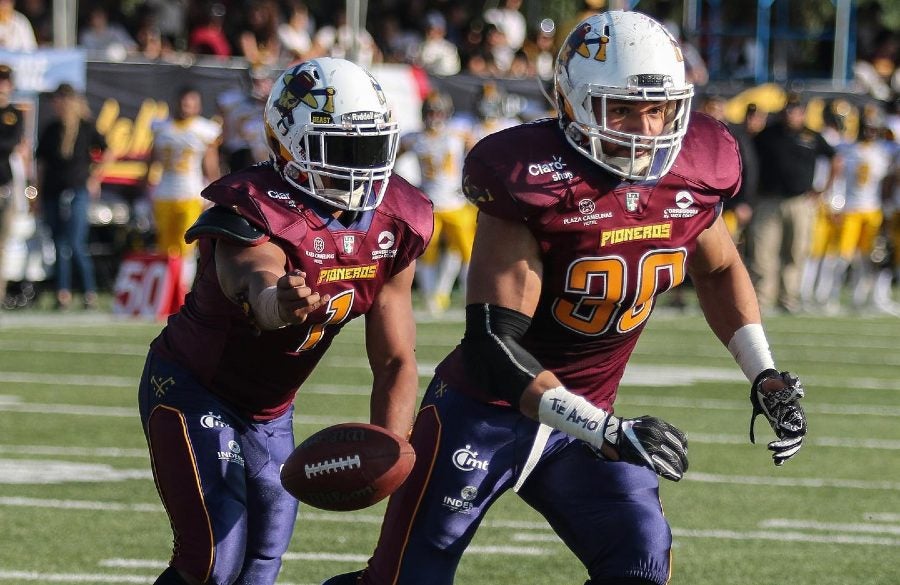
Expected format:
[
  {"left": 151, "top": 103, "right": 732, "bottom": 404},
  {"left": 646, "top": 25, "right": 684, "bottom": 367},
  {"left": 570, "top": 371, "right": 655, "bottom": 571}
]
[
  {"left": 603, "top": 415, "right": 689, "bottom": 482},
  {"left": 750, "top": 369, "right": 807, "bottom": 466}
]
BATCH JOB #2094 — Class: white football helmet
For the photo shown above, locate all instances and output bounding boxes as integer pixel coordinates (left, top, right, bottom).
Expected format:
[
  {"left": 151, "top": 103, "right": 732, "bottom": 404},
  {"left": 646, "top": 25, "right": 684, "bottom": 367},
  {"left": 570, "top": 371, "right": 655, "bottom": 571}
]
[
  {"left": 555, "top": 11, "right": 693, "bottom": 181},
  {"left": 264, "top": 57, "right": 400, "bottom": 211}
]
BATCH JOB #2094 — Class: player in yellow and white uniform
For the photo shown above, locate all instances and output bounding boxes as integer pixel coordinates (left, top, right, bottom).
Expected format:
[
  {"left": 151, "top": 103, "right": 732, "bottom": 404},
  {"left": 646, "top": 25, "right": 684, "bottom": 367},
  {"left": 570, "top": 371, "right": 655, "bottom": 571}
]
[
  {"left": 149, "top": 86, "right": 221, "bottom": 258},
  {"left": 799, "top": 100, "right": 850, "bottom": 310},
  {"left": 815, "top": 111, "right": 893, "bottom": 312},
  {"left": 399, "top": 91, "right": 475, "bottom": 314}
]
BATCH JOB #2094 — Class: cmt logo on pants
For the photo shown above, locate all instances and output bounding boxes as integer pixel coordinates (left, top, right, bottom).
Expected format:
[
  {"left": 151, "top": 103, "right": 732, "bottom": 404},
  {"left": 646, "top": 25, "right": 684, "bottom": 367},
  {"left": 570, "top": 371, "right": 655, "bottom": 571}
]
[{"left": 451, "top": 445, "right": 489, "bottom": 472}]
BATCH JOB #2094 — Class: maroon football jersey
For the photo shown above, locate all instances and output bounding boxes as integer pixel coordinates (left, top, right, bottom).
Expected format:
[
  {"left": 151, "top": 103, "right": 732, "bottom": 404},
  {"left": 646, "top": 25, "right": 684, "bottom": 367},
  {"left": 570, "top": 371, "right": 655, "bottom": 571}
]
[
  {"left": 437, "top": 113, "right": 741, "bottom": 410},
  {"left": 151, "top": 163, "right": 434, "bottom": 420}
]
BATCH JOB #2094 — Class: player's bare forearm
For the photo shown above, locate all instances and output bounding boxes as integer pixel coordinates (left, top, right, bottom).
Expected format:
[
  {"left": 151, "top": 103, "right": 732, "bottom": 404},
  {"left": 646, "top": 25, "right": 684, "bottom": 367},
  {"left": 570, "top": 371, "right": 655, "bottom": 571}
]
[
  {"left": 215, "top": 239, "right": 287, "bottom": 300},
  {"left": 689, "top": 218, "right": 761, "bottom": 345},
  {"left": 215, "top": 241, "right": 328, "bottom": 327},
  {"left": 369, "top": 361, "right": 418, "bottom": 439},
  {"left": 365, "top": 263, "right": 419, "bottom": 438}
]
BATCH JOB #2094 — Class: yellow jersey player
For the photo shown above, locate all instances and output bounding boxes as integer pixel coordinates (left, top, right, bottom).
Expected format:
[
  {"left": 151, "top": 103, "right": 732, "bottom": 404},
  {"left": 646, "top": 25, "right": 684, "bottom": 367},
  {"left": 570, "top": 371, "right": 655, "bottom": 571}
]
[
  {"left": 815, "top": 111, "right": 892, "bottom": 312},
  {"left": 399, "top": 91, "right": 475, "bottom": 314},
  {"left": 148, "top": 86, "right": 222, "bottom": 259}
]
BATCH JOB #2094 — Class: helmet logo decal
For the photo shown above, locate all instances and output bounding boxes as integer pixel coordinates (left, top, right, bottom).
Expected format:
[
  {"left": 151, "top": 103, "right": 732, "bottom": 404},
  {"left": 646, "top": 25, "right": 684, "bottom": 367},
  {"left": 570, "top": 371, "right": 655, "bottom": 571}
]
[
  {"left": 273, "top": 68, "right": 336, "bottom": 135},
  {"left": 560, "top": 21, "right": 610, "bottom": 67},
  {"left": 366, "top": 72, "right": 387, "bottom": 107}
]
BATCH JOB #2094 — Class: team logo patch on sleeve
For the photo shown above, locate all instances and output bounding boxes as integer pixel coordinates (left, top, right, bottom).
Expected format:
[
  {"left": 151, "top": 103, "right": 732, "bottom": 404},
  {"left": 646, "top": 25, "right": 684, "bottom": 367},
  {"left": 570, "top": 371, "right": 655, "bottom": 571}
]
[{"left": 462, "top": 174, "right": 494, "bottom": 204}]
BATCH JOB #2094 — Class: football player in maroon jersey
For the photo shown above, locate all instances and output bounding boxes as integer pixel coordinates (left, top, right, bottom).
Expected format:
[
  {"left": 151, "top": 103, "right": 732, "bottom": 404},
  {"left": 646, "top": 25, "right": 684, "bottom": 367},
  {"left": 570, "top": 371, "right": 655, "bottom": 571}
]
[
  {"left": 137, "top": 58, "right": 433, "bottom": 585},
  {"left": 325, "top": 11, "right": 806, "bottom": 585}
]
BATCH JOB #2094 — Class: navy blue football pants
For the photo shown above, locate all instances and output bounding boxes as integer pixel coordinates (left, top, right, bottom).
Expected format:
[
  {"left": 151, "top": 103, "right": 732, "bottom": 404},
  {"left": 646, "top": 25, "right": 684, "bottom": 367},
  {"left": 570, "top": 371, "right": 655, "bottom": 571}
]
[
  {"left": 138, "top": 351, "right": 298, "bottom": 585},
  {"left": 359, "top": 376, "right": 673, "bottom": 585}
]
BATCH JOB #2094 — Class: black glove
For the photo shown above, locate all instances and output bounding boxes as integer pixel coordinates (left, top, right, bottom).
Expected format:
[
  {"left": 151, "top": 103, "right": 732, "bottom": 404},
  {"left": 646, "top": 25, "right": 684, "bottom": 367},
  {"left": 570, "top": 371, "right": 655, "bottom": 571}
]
[
  {"left": 604, "top": 415, "right": 689, "bottom": 482},
  {"left": 750, "top": 369, "right": 807, "bottom": 466}
]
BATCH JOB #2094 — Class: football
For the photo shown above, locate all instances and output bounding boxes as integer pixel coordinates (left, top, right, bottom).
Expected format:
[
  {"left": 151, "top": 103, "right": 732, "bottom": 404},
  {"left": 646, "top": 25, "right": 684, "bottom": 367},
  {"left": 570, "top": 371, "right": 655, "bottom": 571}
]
[{"left": 280, "top": 422, "right": 415, "bottom": 511}]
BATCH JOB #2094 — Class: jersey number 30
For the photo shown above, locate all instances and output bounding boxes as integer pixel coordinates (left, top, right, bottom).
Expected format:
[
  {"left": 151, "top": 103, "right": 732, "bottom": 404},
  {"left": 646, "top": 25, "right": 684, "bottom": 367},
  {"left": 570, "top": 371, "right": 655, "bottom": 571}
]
[{"left": 553, "top": 249, "right": 686, "bottom": 335}]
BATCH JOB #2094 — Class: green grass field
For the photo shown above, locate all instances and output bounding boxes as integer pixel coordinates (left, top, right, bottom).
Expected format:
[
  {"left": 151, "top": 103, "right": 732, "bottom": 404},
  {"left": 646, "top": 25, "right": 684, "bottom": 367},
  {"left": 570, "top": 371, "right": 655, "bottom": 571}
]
[{"left": 0, "top": 300, "right": 898, "bottom": 585}]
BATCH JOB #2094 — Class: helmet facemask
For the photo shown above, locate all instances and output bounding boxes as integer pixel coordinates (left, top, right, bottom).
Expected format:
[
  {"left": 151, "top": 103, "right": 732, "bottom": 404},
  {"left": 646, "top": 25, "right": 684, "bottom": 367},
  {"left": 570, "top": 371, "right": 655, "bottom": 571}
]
[
  {"left": 280, "top": 119, "right": 399, "bottom": 211},
  {"left": 564, "top": 81, "right": 692, "bottom": 181}
]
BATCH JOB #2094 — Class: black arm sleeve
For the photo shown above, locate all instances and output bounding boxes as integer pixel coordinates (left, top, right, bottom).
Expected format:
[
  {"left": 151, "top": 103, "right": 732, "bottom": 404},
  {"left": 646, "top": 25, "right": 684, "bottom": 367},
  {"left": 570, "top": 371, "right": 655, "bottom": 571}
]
[{"left": 460, "top": 303, "right": 546, "bottom": 408}]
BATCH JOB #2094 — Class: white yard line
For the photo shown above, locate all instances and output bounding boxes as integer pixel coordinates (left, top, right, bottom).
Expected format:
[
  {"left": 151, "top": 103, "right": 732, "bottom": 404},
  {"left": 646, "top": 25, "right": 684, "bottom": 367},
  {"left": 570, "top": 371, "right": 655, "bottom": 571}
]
[
  {"left": 0, "top": 339, "right": 147, "bottom": 355},
  {"left": 686, "top": 471, "right": 900, "bottom": 491},
  {"left": 512, "top": 528, "right": 900, "bottom": 547},
  {"left": 671, "top": 528, "right": 900, "bottom": 546},
  {"left": 865, "top": 513, "right": 900, "bottom": 522},
  {"left": 0, "top": 445, "right": 148, "bottom": 458},
  {"left": 758, "top": 519, "right": 900, "bottom": 535},
  {"left": 0, "top": 496, "right": 160, "bottom": 512},
  {"left": 0, "top": 372, "right": 136, "bottom": 387},
  {"left": 0, "top": 569, "right": 313, "bottom": 585},
  {"left": 0, "top": 571, "right": 156, "bottom": 583}
]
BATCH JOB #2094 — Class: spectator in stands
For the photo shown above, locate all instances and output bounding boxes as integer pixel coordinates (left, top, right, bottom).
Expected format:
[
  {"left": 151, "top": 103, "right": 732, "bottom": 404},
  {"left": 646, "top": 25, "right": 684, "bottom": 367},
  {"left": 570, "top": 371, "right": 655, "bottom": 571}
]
[
  {"left": 0, "top": 0, "right": 37, "bottom": 51},
  {"left": 19, "top": 0, "right": 50, "bottom": 46},
  {"left": 483, "top": 22, "right": 514, "bottom": 74},
  {"left": 417, "top": 11, "right": 460, "bottom": 76},
  {"left": 314, "top": 7, "right": 381, "bottom": 68},
  {"left": 523, "top": 19, "right": 556, "bottom": 81},
  {"left": 0, "top": 64, "right": 25, "bottom": 304},
  {"left": 463, "top": 48, "right": 498, "bottom": 78},
  {"left": 78, "top": 5, "right": 137, "bottom": 59},
  {"left": 443, "top": 4, "right": 471, "bottom": 48},
  {"left": 35, "top": 83, "right": 114, "bottom": 311},
  {"left": 134, "top": 19, "right": 177, "bottom": 62},
  {"left": 507, "top": 49, "right": 531, "bottom": 78},
  {"left": 376, "top": 14, "right": 420, "bottom": 65},
  {"left": 188, "top": 2, "right": 231, "bottom": 58},
  {"left": 483, "top": 0, "right": 526, "bottom": 51},
  {"left": 277, "top": 0, "right": 316, "bottom": 65},
  {"left": 142, "top": 0, "right": 186, "bottom": 50},
  {"left": 237, "top": 0, "right": 282, "bottom": 68}
]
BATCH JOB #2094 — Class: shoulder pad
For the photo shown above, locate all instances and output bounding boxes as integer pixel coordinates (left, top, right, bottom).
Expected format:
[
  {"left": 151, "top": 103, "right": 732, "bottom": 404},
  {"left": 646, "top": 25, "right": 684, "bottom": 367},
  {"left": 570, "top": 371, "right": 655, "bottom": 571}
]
[{"left": 185, "top": 205, "right": 268, "bottom": 246}]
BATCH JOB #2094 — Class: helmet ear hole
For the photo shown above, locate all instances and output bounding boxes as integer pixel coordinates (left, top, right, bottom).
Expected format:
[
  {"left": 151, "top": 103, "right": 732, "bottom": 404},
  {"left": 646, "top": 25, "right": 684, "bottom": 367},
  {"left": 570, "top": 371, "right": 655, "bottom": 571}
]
[{"left": 263, "top": 57, "right": 400, "bottom": 211}]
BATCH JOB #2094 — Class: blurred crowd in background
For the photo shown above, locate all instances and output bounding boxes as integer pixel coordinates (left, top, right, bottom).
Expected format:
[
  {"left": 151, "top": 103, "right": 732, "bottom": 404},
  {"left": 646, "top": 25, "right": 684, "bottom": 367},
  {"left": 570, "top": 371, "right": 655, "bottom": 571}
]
[
  {"left": 0, "top": 0, "right": 896, "bottom": 95},
  {"left": 0, "top": 0, "right": 899, "bottom": 318}
]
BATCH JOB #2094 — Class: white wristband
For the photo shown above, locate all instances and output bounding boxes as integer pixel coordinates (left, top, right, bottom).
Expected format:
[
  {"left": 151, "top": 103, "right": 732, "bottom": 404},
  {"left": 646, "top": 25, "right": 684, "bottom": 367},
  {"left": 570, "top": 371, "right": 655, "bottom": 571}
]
[
  {"left": 727, "top": 323, "right": 776, "bottom": 382},
  {"left": 537, "top": 386, "right": 615, "bottom": 449},
  {"left": 253, "top": 285, "right": 289, "bottom": 330}
]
